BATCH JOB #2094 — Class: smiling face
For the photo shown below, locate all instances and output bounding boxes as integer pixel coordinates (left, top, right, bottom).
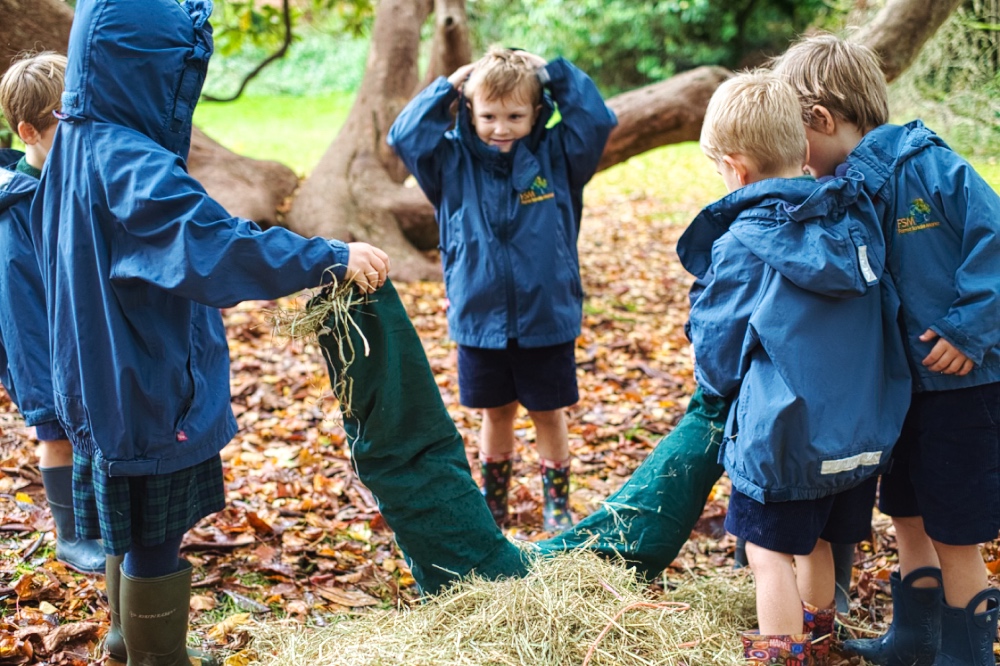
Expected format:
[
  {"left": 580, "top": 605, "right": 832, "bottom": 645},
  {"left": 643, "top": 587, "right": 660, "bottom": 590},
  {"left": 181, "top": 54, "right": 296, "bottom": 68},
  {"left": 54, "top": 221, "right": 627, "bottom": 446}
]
[{"left": 469, "top": 90, "right": 539, "bottom": 153}]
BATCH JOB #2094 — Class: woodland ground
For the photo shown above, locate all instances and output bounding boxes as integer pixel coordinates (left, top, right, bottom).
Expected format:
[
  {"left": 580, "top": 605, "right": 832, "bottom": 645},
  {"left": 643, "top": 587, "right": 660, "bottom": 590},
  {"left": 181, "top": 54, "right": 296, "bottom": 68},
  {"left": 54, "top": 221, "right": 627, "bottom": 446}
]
[{"left": 1, "top": 103, "right": 998, "bottom": 664}]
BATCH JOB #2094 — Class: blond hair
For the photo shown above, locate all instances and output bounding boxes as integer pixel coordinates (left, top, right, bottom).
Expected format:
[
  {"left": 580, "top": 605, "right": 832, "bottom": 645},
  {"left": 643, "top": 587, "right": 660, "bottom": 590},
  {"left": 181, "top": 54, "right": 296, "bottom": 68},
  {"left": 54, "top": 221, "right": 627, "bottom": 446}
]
[
  {"left": 700, "top": 69, "right": 807, "bottom": 175},
  {"left": 0, "top": 52, "right": 67, "bottom": 134},
  {"left": 464, "top": 46, "right": 542, "bottom": 107},
  {"left": 771, "top": 33, "right": 888, "bottom": 133}
]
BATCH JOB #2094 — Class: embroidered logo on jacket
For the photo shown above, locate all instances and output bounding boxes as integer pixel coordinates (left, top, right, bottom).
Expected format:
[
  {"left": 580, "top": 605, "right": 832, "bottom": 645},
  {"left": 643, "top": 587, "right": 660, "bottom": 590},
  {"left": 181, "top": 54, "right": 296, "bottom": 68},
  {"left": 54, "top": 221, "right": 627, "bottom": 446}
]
[
  {"left": 896, "top": 198, "right": 941, "bottom": 234},
  {"left": 519, "top": 176, "right": 555, "bottom": 205}
]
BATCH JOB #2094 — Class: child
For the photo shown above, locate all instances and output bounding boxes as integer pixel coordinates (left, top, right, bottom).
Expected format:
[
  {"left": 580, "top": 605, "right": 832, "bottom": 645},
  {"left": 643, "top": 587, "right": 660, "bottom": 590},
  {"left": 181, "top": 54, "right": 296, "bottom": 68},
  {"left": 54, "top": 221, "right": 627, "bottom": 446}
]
[
  {"left": 773, "top": 34, "right": 1000, "bottom": 666},
  {"left": 0, "top": 53, "right": 104, "bottom": 574},
  {"left": 30, "top": 1, "right": 389, "bottom": 664},
  {"left": 388, "top": 47, "right": 616, "bottom": 532},
  {"left": 678, "top": 70, "right": 910, "bottom": 664}
]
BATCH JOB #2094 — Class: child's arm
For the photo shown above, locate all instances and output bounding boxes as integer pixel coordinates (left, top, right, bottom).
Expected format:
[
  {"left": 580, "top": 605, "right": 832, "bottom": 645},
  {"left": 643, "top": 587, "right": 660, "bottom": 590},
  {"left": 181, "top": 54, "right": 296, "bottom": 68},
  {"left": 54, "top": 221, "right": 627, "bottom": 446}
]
[
  {"left": 921, "top": 150, "right": 1000, "bottom": 374},
  {"left": 540, "top": 57, "right": 618, "bottom": 190},
  {"left": 102, "top": 147, "right": 387, "bottom": 307},
  {"left": 688, "top": 234, "right": 766, "bottom": 398},
  {"left": 387, "top": 72, "right": 466, "bottom": 207}
]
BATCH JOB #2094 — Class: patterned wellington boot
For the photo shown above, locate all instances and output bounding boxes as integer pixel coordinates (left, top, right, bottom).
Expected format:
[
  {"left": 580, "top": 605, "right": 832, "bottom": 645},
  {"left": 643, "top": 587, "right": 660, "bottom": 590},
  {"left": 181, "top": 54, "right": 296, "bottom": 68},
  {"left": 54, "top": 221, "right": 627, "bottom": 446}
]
[
  {"left": 480, "top": 454, "right": 513, "bottom": 525},
  {"left": 803, "top": 602, "right": 836, "bottom": 666},
  {"left": 540, "top": 458, "right": 574, "bottom": 533},
  {"left": 742, "top": 632, "right": 814, "bottom": 664}
]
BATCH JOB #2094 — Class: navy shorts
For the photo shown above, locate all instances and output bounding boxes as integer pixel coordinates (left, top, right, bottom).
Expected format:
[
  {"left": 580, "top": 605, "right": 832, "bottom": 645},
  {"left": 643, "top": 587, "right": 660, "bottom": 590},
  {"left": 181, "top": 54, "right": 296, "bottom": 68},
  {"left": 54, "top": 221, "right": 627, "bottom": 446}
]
[
  {"left": 458, "top": 340, "right": 579, "bottom": 412},
  {"left": 35, "top": 420, "right": 69, "bottom": 441},
  {"left": 726, "top": 477, "right": 877, "bottom": 556},
  {"left": 878, "top": 382, "right": 1000, "bottom": 545}
]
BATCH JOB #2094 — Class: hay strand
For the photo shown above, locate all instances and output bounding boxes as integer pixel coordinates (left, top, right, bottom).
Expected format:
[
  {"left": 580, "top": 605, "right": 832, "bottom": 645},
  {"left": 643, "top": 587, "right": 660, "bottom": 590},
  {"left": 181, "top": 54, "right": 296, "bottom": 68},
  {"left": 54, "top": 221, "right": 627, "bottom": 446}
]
[
  {"left": 247, "top": 550, "right": 756, "bottom": 665},
  {"left": 267, "top": 269, "right": 372, "bottom": 416}
]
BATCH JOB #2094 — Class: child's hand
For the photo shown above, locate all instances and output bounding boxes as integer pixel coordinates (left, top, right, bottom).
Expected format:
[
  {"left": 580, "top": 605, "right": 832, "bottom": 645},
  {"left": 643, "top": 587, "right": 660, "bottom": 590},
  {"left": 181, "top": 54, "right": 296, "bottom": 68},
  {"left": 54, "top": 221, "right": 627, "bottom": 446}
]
[
  {"left": 345, "top": 242, "right": 391, "bottom": 294},
  {"left": 920, "top": 329, "right": 975, "bottom": 375},
  {"left": 448, "top": 63, "right": 477, "bottom": 91},
  {"left": 519, "top": 52, "right": 547, "bottom": 69}
]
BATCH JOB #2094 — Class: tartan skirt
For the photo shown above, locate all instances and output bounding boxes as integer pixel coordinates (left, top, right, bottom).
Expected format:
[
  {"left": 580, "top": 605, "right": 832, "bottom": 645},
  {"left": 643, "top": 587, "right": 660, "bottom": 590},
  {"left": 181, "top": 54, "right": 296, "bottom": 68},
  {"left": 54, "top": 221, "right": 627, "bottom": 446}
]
[{"left": 72, "top": 451, "right": 225, "bottom": 556}]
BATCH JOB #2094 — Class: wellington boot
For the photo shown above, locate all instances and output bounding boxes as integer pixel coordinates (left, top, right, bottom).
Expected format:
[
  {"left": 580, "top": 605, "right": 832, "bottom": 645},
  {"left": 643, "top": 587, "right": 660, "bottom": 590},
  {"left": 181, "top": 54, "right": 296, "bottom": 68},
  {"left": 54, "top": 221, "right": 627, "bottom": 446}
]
[
  {"left": 540, "top": 459, "right": 573, "bottom": 533},
  {"left": 802, "top": 602, "right": 835, "bottom": 666},
  {"left": 931, "top": 588, "right": 1000, "bottom": 666},
  {"left": 842, "top": 567, "right": 942, "bottom": 666},
  {"left": 104, "top": 555, "right": 127, "bottom": 665},
  {"left": 120, "top": 560, "right": 218, "bottom": 666},
  {"left": 40, "top": 466, "right": 105, "bottom": 574},
  {"left": 831, "top": 541, "right": 855, "bottom": 614},
  {"left": 480, "top": 455, "right": 513, "bottom": 525},
  {"left": 742, "top": 631, "right": 813, "bottom": 664}
]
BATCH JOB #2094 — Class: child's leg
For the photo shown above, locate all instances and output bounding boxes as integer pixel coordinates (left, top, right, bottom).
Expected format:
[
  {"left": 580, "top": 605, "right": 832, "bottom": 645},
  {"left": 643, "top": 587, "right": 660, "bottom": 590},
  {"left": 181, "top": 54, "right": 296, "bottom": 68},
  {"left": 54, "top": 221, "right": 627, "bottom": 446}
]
[
  {"left": 794, "top": 538, "right": 835, "bottom": 611},
  {"left": 37, "top": 436, "right": 73, "bottom": 467},
  {"left": 528, "top": 408, "right": 569, "bottom": 463},
  {"left": 893, "top": 515, "right": 941, "bottom": 580},
  {"left": 746, "top": 541, "right": 805, "bottom": 634},
  {"left": 530, "top": 408, "right": 573, "bottom": 531},
  {"left": 37, "top": 435, "right": 105, "bottom": 574},
  {"left": 932, "top": 541, "right": 989, "bottom": 610},
  {"left": 480, "top": 402, "right": 518, "bottom": 458}
]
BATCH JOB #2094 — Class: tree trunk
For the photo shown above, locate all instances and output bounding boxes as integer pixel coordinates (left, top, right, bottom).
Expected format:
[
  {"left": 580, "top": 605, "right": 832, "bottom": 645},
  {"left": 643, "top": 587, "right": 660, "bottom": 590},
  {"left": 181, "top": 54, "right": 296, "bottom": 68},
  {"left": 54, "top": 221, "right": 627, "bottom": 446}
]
[
  {"left": 286, "top": 0, "right": 960, "bottom": 279},
  {"left": 284, "top": 0, "right": 447, "bottom": 281},
  {"left": 0, "top": 0, "right": 295, "bottom": 226}
]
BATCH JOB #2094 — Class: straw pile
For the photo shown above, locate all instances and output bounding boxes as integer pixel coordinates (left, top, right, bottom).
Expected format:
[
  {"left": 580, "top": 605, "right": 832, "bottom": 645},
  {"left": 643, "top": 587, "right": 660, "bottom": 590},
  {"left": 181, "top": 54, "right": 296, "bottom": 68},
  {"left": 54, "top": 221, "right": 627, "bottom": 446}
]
[{"left": 247, "top": 549, "right": 757, "bottom": 666}]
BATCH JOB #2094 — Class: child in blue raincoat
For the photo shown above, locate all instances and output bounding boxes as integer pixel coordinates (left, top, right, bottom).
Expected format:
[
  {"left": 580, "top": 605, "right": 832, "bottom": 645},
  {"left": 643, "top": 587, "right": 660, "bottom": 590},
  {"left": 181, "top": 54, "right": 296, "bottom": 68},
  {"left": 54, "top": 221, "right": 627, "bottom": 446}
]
[
  {"left": 774, "top": 34, "right": 1000, "bottom": 666},
  {"left": 388, "top": 47, "right": 616, "bottom": 532},
  {"left": 679, "top": 70, "right": 910, "bottom": 665},
  {"left": 30, "top": 1, "right": 388, "bottom": 663},
  {"left": 0, "top": 53, "right": 104, "bottom": 575}
]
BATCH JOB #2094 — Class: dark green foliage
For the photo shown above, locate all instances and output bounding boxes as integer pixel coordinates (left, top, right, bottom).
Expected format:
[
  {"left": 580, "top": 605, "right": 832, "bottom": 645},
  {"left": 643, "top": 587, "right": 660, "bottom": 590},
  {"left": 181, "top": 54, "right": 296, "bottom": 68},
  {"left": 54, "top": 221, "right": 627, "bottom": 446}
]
[{"left": 468, "top": 0, "right": 832, "bottom": 94}]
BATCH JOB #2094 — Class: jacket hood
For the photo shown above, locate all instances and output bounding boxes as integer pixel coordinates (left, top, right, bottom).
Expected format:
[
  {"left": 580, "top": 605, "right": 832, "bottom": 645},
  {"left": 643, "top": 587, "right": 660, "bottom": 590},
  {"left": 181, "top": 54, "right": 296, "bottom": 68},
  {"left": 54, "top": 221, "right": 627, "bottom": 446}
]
[
  {"left": 60, "top": 0, "right": 214, "bottom": 159},
  {"left": 455, "top": 88, "right": 555, "bottom": 192},
  {"left": 0, "top": 152, "right": 37, "bottom": 215},
  {"left": 680, "top": 170, "right": 883, "bottom": 298}
]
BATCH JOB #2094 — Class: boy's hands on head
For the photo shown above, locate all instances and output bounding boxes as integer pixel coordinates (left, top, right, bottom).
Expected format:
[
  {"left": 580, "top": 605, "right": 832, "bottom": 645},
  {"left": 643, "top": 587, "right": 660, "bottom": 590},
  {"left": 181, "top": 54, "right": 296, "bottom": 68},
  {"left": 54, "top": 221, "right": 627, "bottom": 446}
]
[
  {"left": 920, "top": 329, "right": 975, "bottom": 376},
  {"left": 345, "top": 242, "right": 391, "bottom": 294},
  {"left": 448, "top": 64, "right": 477, "bottom": 91},
  {"left": 518, "top": 52, "right": 547, "bottom": 69}
]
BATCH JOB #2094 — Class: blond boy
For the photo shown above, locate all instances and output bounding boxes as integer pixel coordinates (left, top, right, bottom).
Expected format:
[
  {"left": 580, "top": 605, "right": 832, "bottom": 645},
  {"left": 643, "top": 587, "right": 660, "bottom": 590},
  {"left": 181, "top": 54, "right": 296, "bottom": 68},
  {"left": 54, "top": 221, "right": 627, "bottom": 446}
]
[
  {"left": 0, "top": 52, "right": 104, "bottom": 574},
  {"left": 774, "top": 34, "right": 1000, "bottom": 666},
  {"left": 678, "top": 70, "right": 909, "bottom": 664}
]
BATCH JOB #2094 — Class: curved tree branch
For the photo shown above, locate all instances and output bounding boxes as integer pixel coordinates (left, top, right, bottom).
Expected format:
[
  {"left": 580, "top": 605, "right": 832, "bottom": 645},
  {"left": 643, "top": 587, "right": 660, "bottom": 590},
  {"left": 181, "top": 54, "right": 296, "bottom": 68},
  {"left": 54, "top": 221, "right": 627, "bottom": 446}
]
[{"left": 201, "top": 0, "right": 294, "bottom": 103}]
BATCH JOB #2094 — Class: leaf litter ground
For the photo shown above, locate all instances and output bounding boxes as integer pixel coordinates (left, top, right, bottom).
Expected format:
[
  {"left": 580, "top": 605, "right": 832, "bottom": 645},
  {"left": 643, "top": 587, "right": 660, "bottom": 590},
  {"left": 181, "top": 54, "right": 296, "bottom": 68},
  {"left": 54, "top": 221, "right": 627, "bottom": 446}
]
[{"left": 2, "top": 144, "right": 998, "bottom": 664}]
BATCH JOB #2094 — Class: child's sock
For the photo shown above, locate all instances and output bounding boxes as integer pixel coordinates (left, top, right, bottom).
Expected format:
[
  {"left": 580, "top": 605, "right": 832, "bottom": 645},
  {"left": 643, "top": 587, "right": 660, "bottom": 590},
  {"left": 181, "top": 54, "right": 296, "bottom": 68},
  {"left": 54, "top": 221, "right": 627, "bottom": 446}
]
[{"left": 122, "top": 534, "right": 184, "bottom": 578}]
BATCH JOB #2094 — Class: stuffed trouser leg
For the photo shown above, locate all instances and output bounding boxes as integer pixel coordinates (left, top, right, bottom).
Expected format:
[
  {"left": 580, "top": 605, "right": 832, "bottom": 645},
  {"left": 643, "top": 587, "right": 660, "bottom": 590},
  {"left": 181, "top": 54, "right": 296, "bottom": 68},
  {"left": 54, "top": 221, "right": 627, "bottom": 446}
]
[{"left": 535, "top": 388, "right": 730, "bottom": 580}]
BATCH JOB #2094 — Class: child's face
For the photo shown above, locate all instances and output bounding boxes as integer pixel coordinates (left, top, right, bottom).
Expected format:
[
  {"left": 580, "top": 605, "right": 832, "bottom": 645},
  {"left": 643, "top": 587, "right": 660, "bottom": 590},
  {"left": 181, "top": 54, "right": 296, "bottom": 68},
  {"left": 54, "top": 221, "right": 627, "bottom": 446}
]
[{"left": 469, "top": 91, "right": 539, "bottom": 153}]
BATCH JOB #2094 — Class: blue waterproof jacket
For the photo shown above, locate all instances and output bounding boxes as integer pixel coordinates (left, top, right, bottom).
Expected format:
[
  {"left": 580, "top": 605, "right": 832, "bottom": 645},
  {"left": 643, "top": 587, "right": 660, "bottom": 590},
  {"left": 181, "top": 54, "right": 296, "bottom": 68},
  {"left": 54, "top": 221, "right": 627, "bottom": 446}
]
[
  {"left": 678, "top": 174, "right": 911, "bottom": 502},
  {"left": 387, "top": 60, "right": 617, "bottom": 348},
  {"left": 843, "top": 121, "right": 1000, "bottom": 392},
  {"left": 0, "top": 154, "right": 60, "bottom": 429},
  {"left": 31, "top": 0, "right": 351, "bottom": 476}
]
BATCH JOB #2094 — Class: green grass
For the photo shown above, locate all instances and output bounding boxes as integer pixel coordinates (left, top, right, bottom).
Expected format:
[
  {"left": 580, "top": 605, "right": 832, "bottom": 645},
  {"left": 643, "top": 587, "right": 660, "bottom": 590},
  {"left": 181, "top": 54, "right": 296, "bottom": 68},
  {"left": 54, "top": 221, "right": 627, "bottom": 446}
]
[{"left": 193, "top": 92, "right": 355, "bottom": 176}]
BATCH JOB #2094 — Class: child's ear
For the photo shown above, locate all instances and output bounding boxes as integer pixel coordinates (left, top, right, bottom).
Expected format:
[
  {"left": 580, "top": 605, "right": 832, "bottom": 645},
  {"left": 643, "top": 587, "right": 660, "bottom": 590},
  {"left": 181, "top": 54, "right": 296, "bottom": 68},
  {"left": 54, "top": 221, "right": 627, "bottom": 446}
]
[
  {"left": 722, "top": 154, "right": 752, "bottom": 186},
  {"left": 809, "top": 105, "right": 837, "bottom": 136},
  {"left": 16, "top": 120, "right": 40, "bottom": 146}
]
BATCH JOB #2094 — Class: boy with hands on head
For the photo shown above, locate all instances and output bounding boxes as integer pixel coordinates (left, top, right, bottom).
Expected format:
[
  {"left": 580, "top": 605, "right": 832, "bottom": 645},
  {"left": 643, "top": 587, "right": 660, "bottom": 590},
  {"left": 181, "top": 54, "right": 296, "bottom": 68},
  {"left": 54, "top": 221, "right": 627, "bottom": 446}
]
[
  {"left": 774, "top": 34, "right": 1000, "bottom": 666},
  {"left": 679, "top": 69, "right": 910, "bottom": 665},
  {"left": 0, "top": 52, "right": 104, "bottom": 575},
  {"left": 389, "top": 47, "right": 616, "bottom": 533}
]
